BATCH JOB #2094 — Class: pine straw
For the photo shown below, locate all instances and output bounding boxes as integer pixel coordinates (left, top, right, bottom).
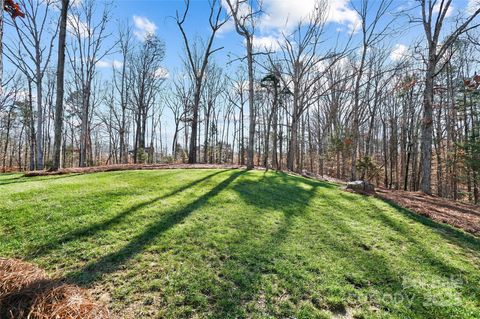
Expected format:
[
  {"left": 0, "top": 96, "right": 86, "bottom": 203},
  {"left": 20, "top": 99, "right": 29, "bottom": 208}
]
[
  {"left": 0, "top": 258, "right": 46, "bottom": 296},
  {"left": 0, "top": 258, "right": 109, "bottom": 319}
]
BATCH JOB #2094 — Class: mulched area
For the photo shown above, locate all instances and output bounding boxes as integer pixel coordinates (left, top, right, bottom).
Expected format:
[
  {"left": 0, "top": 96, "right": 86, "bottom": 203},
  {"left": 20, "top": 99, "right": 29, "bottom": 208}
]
[
  {"left": 375, "top": 189, "right": 480, "bottom": 236},
  {"left": 0, "top": 258, "right": 109, "bottom": 319}
]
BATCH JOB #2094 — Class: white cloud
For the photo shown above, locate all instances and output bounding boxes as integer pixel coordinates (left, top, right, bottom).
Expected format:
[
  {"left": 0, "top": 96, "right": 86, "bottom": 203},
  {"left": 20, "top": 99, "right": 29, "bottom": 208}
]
[
  {"left": 221, "top": 0, "right": 360, "bottom": 35},
  {"left": 219, "top": 0, "right": 253, "bottom": 34},
  {"left": 133, "top": 15, "right": 157, "bottom": 40},
  {"left": 154, "top": 67, "right": 169, "bottom": 79},
  {"left": 327, "top": 0, "right": 360, "bottom": 32},
  {"left": 252, "top": 35, "right": 281, "bottom": 51},
  {"left": 67, "top": 14, "right": 90, "bottom": 38},
  {"left": 390, "top": 44, "right": 408, "bottom": 61},
  {"left": 259, "top": 0, "right": 360, "bottom": 33},
  {"left": 96, "top": 59, "right": 123, "bottom": 69},
  {"left": 468, "top": 0, "right": 479, "bottom": 14},
  {"left": 433, "top": 2, "right": 454, "bottom": 17}
]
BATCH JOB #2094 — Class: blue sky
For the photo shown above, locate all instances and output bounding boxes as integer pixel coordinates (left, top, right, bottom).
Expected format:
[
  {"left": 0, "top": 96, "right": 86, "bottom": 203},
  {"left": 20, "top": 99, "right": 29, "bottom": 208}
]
[
  {"left": 102, "top": 0, "right": 239, "bottom": 74},
  {"left": 4, "top": 0, "right": 476, "bottom": 78},
  {"left": 100, "top": 0, "right": 475, "bottom": 74}
]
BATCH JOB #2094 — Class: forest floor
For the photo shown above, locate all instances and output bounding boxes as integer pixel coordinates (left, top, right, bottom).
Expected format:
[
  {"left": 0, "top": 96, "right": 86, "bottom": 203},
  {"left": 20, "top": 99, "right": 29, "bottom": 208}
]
[
  {"left": 376, "top": 189, "right": 480, "bottom": 236},
  {"left": 0, "top": 169, "right": 479, "bottom": 318}
]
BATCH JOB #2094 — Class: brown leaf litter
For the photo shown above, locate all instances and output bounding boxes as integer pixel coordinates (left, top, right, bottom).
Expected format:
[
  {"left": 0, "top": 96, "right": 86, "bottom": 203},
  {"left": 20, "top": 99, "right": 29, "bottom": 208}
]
[{"left": 0, "top": 258, "right": 109, "bottom": 319}]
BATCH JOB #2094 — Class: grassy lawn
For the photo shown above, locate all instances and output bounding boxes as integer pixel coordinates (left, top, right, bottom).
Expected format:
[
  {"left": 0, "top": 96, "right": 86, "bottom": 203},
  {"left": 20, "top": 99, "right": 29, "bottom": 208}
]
[{"left": 0, "top": 169, "right": 479, "bottom": 319}]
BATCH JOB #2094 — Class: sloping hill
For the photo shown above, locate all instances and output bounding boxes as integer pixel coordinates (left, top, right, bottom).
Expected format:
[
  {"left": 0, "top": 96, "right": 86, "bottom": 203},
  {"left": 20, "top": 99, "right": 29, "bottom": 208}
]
[{"left": 0, "top": 169, "right": 479, "bottom": 318}]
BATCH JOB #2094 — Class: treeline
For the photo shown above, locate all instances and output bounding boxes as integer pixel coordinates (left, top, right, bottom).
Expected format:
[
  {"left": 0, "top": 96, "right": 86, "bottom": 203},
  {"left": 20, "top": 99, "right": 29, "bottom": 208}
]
[{"left": 0, "top": 0, "right": 480, "bottom": 204}]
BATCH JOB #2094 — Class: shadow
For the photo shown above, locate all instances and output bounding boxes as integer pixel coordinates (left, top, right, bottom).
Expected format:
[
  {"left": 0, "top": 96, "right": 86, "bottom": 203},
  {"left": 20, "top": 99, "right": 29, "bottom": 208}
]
[
  {"left": 273, "top": 170, "right": 337, "bottom": 189},
  {"left": 27, "top": 170, "right": 230, "bottom": 259},
  {"left": 0, "top": 278, "right": 65, "bottom": 318},
  {"left": 0, "top": 175, "right": 22, "bottom": 185},
  {"left": 207, "top": 171, "right": 322, "bottom": 317},
  {"left": 335, "top": 192, "right": 463, "bottom": 266},
  {"left": 233, "top": 171, "right": 331, "bottom": 210},
  {"left": 291, "top": 191, "right": 480, "bottom": 318},
  {"left": 64, "top": 170, "right": 245, "bottom": 286},
  {"left": 0, "top": 173, "right": 83, "bottom": 186},
  {"left": 5, "top": 170, "right": 480, "bottom": 318}
]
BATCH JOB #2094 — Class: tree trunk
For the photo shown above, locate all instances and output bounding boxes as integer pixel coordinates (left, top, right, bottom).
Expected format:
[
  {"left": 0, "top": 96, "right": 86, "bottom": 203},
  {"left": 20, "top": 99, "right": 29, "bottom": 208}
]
[
  {"left": 420, "top": 57, "right": 435, "bottom": 194},
  {"left": 28, "top": 81, "right": 36, "bottom": 171},
  {"left": 35, "top": 70, "right": 44, "bottom": 170},
  {"left": 287, "top": 115, "right": 298, "bottom": 171},
  {"left": 246, "top": 37, "right": 255, "bottom": 170},
  {"left": 188, "top": 78, "right": 201, "bottom": 164},
  {"left": 52, "top": 0, "right": 69, "bottom": 171},
  {"left": 2, "top": 106, "right": 12, "bottom": 172},
  {"left": 0, "top": 0, "right": 4, "bottom": 86}
]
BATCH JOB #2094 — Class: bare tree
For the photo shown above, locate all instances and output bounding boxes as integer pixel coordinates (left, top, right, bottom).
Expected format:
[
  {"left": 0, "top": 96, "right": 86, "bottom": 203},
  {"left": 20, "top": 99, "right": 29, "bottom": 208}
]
[
  {"left": 416, "top": 0, "right": 480, "bottom": 193},
  {"left": 113, "top": 23, "right": 133, "bottom": 164},
  {"left": 176, "top": 0, "right": 227, "bottom": 164},
  {"left": 0, "top": 0, "right": 26, "bottom": 86},
  {"left": 1, "top": 0, "right": 4, "bottom": 86},
  {"left": 6, "top": 0, "right": 58, "bottom": 170},
  {"left": 350, "top": 0, "right": 394, "bottom": 180},
  {"left": 52, "top": 0, "right": 69, "bottom": 171},
  {"left": 201, "top": 64, "right": 224, "bottom": 163},
  {"left": 129, "top": 34, "right": 165, "bottom": 163},
  {"left": 224, "top": 0, "right": 261, "bottom": 169},
  {"left": 271, "top": 2, "right": 346, "bottom": 172},
  {"left": 67, "top": 0, "right": 112, "bottom": 167}
]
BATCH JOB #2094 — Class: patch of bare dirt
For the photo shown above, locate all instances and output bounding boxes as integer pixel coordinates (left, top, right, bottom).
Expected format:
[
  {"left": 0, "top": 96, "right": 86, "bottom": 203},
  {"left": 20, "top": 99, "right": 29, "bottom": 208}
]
[
  {"left": 24, "top": 164, "right": 245, "bottom": 177},
  {"left": 375, "top": 189, "right": 480, "bottom": 236}
]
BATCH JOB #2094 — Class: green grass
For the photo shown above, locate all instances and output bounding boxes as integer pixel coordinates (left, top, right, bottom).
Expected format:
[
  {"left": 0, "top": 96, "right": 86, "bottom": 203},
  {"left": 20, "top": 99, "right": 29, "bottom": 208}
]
[{"left": 0, "top": 169, "right": 479, "bottom": 319}]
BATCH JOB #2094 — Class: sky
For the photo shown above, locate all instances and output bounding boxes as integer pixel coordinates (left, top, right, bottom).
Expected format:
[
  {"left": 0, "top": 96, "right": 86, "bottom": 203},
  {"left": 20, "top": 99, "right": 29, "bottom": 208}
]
[
  {"left": 4, "top": 0, "right": 476, "bottom": 80},
  {"left": 84, "top": 0, "right": 476, "bottom": 81}
]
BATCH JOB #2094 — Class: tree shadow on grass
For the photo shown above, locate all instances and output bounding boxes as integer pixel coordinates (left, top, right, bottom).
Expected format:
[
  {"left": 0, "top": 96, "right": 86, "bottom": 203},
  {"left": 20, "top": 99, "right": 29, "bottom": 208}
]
[
  {"left": 0, "top": 173, "right": 83, "bottom": 186},
  {"left": 206, "top": 172, "right": 324, "bottom": 317},
  {"left": 312, "top": 212, "right": 474, "bottom": 318},
  {"left": 64, "top": 170, "right": 245, "bottom": 286},
  {"left": 336, "top": 192, "right": 479, "bottom": 271},
  {"left": 325, "top": 192, "right": 480, "bottom": 314},
  {"left": 234, "top": 171, "right": 332, "bottom": 210},
  {"left": 27, "top": 170, "right": 231, "bottom": 259},
  {"left": 363, "top": 193, "right": 480, "bottom": 253},
  {"left": 208, "top": 180, "right": 479, "bottom": 318}
]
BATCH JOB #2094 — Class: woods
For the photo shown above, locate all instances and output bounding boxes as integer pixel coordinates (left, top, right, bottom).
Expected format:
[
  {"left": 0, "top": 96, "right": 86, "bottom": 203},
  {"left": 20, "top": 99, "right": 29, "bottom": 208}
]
[{"left": 1, "top": 0, "right": 480, "bottom": 203}]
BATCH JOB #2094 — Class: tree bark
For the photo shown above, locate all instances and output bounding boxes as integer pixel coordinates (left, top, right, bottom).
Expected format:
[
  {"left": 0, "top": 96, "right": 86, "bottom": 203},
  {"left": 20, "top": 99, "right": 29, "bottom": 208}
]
[
  {"left": 246, "top": 37, "right": 255, "bottom": 170},
  {"left": 52, "top": 0, "right": 69, "bottom": 171},
  {"left": 420, "top": 56, "right": 435, "bottom": 194},
  {"left": 0, "top": 0, "right": 4, "bottom": 86}
]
